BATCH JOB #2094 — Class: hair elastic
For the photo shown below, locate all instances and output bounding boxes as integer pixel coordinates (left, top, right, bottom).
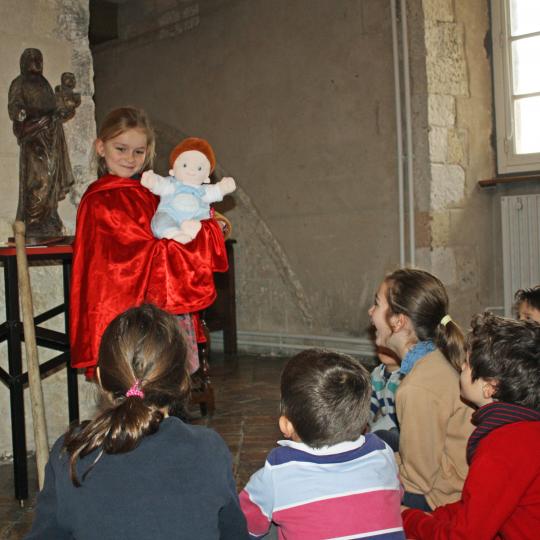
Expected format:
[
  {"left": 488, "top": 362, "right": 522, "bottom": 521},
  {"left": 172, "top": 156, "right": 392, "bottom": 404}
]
[
  {"left": 440, "top": 314, "right": 452, "bottom": 327},
  {"left": 126, "top": 379, "right": 144, "bottom": 399}
]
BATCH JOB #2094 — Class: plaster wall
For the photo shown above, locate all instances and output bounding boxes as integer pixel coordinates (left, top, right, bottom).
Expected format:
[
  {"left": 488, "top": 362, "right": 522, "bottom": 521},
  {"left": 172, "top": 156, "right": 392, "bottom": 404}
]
[
  {"left": 0, "top": 0, "right": 97, "bottom": 457},
  {"left": 93, "top": 0, "right": 401, "bottom": 340}
]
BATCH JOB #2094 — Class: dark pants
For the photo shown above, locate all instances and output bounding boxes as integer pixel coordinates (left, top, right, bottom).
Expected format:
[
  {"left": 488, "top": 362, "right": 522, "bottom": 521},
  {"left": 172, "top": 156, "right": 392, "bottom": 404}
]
[
  {"left": 402, "top": 491, "right": 432, "bottom": 511},
  {"left": 373, "top": 427, "right": 400, "bottom": 452}
]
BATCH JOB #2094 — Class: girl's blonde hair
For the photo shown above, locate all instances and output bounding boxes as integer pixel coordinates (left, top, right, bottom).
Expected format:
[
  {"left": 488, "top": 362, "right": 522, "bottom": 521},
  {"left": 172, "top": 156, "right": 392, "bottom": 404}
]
[
  {"left": 384, "top": 268, "right": 465, "bottom": 372},
  {"left": 95, "top": 106, "right": 156, "bottom": 177},
  {"left": 63, "top": 304, "right": 190, "bottom": 486}
]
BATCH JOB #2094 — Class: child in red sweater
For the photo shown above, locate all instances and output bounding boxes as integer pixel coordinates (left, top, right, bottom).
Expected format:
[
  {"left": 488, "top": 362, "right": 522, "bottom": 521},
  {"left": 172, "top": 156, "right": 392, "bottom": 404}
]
[{"left": 402, "top": 312, "right": 540, "bottom": 540}]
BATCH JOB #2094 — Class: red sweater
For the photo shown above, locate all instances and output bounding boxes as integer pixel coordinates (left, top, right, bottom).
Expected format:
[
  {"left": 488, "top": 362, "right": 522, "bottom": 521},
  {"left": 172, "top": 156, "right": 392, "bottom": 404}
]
[{"left": 402, "top": 421, "right": 540, "bottom": 539}]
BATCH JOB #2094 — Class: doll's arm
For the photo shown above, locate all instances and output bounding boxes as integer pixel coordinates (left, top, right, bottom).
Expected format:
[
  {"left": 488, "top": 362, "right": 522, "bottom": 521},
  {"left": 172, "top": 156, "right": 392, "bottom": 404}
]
[
  {"left": 201, "top": 177, "right": 236, "bottom": 203},
  {"left": 141, "top": 171, "right": 175, "bottom": 196}
]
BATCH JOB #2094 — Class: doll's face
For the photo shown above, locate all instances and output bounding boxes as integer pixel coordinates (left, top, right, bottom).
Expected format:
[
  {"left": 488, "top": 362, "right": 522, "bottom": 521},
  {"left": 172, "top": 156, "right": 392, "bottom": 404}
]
[{"left": 171, "top": 150, "right": 211, "bottom": 186}]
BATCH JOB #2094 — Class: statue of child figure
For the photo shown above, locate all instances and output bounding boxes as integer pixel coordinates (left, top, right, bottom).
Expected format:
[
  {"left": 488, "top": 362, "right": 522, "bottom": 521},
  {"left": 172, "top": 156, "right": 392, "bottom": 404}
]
[{"left": 55, "top": 72, "right": 81, "bottom": 121}]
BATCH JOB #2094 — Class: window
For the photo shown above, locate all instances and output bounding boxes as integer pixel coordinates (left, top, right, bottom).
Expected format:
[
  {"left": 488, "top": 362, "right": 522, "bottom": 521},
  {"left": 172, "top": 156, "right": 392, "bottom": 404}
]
[{"left": 491, "top": 0, "right": 540, "bottom": 174}]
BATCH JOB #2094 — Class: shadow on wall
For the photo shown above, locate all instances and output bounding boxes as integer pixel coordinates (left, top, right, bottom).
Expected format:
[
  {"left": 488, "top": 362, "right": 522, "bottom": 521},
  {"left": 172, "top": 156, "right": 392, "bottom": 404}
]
[{"left": 153, "top": 119, "right": 315, "bottom": 335}]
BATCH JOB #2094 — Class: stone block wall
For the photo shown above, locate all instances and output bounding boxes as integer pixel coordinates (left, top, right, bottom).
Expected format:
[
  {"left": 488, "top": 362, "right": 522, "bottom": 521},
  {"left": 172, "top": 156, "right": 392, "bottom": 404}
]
[
  {"left": 411, "top": 0, "right": 497, "bottom": 327},
  {"left": 0, "top": 0, "right": 96, "bottom": 457},
  {"left": 0, "top": 0, "right": 531, "bottom": 460}
]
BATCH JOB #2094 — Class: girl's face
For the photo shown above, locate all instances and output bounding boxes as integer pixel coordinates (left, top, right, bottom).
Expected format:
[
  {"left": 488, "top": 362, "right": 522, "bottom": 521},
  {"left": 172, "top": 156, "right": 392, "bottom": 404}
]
[
  {"left": 368, "top": 281, "right": 394, "bottom": 349},
  {"left": 96, "top": 128, "right": 148, "bottom": 178}
]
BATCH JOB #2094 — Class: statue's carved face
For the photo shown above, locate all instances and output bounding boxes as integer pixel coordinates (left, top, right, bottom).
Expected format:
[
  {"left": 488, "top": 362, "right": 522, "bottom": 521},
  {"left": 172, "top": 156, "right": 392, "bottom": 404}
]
[
  {"left": 61, "top": 72, "right": 76, "bottom": 89},
  {"left": 20, "top": 48, "right": 43, "bottom": 75}
]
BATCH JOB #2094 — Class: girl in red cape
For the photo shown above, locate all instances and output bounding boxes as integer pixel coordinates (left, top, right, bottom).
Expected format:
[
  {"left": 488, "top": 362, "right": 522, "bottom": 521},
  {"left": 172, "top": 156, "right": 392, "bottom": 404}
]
[{"left": 70, "top": 107, "right": 228, "bottom": 379}]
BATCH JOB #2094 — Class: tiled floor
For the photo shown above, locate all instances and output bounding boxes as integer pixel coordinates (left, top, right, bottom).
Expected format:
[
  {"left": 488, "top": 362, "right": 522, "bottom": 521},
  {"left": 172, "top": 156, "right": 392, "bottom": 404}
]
[{"left": 0, "top": 354, "right": 286, "bottom": 539}]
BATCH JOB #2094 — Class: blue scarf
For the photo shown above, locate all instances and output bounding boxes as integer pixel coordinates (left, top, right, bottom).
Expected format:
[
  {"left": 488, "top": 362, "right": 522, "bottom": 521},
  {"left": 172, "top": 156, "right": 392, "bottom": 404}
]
[{"left": 399, "top": 340, "right": 436, "bottom": 375}]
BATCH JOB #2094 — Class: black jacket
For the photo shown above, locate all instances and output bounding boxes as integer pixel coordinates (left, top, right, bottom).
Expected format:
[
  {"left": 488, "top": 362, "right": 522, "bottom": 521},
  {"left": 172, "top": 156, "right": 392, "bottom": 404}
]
[{"left": 25, "top": 417, "right": 249, "bottom": 539}]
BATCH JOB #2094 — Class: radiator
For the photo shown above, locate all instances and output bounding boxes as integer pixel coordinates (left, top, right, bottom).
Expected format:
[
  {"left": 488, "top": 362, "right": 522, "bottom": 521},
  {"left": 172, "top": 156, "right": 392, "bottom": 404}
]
[{"left": 501, "top": 194, "right": 540, "bottom": 316}]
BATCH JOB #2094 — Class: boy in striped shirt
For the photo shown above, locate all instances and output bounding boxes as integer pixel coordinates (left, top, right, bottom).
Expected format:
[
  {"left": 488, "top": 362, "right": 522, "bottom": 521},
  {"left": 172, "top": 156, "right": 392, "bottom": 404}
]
[
  {"left": 369, "top": 347, "right": 402, "bottom": 451},
  {"left": 239, "top": 349, "right": 405, "bottom": 540}
]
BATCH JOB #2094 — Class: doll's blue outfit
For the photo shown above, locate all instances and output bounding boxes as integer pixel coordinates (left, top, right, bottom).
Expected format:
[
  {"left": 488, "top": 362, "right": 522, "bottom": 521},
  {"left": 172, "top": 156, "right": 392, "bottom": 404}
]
[{"left": 149, "top": 176, "right": 223, "bottom": 238}]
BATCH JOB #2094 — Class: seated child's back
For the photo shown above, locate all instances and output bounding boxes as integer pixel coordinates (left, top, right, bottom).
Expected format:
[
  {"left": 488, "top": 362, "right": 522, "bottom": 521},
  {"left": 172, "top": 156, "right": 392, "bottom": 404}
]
[
  {"left": 240, "top": 349, "right": 405, "bottom": 540},
  {"left": 26, "top": 304, "right": 248, "bottom": 540}
]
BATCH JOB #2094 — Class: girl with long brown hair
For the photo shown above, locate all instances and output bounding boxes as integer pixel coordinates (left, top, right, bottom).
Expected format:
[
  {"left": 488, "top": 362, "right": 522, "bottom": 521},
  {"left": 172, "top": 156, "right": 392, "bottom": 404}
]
[
  {"left": 369, "top": 269, "right": 473, "bottom": 511},
  {"left": 27, "top": 304, "right": 249, "bottom": 540}
]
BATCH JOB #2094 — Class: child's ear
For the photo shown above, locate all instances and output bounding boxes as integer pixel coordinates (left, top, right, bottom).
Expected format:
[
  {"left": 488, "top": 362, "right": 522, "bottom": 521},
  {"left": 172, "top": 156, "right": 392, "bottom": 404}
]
[
  {"left": 279, "top": 415, "right": 296, "bottom": 439},
  {"left": 95, "top": 139, "right": 105, "bottom": 157},
  {"left": 203, "top": 177, "right": 211, "bottom": 184},
  {"left": 483, "top": 379, "right": 497, "bottom": 399},
  {"left": 389, "top": 313, "right": 406, "bottom": 332}
]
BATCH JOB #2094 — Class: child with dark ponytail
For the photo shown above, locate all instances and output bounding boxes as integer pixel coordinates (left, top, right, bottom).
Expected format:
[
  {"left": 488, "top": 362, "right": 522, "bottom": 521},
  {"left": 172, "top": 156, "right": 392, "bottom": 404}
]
[
  {"left": 26, "top": 304, "right": 249, "bottom": 540},
  {"left": 369, "top": 269, "right": 473, "bottom": 511}
]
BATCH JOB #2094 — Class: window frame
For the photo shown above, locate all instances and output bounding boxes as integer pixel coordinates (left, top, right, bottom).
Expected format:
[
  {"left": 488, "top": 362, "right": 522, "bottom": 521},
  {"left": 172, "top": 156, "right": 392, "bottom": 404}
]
[{"left": 491, "top": 0, "right": 540, "bottom": 174}]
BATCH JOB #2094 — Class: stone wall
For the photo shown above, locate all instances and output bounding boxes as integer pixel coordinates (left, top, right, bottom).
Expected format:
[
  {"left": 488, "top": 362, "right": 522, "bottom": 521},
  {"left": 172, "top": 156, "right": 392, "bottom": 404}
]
[
  {"left": 410, "top": 0, "right": 497, "bottom": 327},
  {"left": 92, "top": 0, "right": 513, "bottom": 346},
  {"left": 0, "top": 0, "right": 96, "bottom": 457},
  {"left": 93, "top": 0, "right": 401, "bottom": 345}
]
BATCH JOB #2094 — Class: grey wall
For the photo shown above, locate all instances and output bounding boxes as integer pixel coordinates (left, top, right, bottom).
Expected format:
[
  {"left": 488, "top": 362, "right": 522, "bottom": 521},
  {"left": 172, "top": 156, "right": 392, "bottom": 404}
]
[
  {"left": 0, "top": 0, "right": 525, "bottom": 456},
  {"left": 92, "top": 0, "right": 519, "bottom": 347},
  {"left": 94, "top": 0, "right": 400, "bottom": 341}
]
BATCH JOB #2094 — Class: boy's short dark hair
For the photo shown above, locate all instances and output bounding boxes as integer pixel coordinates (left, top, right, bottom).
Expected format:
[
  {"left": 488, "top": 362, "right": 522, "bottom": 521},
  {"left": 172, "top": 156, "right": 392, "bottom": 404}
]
[
  {"left": 514, "top": 286, "right": 540, "bottom": 312},
  {"left": 280, "top": 349, "right": 371, "bottom": 448},
  {"left": 466, "top": 312, "right": 540, "bottom": 411}
]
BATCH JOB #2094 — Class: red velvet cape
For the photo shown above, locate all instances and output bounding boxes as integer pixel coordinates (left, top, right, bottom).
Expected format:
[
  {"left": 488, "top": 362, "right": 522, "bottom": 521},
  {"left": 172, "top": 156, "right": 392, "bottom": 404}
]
[{"left": 70, "top": 174, "right": 228, "bottom": 370}]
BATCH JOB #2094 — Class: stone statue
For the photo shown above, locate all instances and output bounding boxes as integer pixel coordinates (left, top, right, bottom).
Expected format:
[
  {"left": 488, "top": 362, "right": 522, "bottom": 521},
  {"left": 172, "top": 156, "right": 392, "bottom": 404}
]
[
  {"left": 55, "top": 72, "right": 81, "bottom": 122},
  {"left": 8, "top": 48, "right": 80, "bottom": 239}
]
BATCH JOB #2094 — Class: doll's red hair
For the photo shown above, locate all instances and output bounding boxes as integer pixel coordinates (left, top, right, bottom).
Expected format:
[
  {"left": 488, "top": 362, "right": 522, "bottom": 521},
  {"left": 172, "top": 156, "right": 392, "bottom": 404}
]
[{"left": 169, "top": 137, "right": 216, "bottom": 172}]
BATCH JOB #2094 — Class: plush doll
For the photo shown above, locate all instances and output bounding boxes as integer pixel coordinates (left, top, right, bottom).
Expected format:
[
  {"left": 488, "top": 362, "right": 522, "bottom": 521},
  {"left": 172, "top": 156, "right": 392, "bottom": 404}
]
[{"left": 141, "top": 137, "right": 236, "bottom": 243}]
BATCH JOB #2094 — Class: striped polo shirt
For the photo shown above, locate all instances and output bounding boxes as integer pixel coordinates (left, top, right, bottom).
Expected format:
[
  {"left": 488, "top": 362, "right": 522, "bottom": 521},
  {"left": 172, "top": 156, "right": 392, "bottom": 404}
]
[{"left": 240, "top": 433, "right": 405, "bottom": 540}]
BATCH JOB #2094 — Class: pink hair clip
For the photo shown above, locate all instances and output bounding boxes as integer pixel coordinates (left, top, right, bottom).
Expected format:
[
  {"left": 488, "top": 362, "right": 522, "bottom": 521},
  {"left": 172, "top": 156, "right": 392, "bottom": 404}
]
[{"left": 126, "top": 379, "right": 144, "bottom": 399}]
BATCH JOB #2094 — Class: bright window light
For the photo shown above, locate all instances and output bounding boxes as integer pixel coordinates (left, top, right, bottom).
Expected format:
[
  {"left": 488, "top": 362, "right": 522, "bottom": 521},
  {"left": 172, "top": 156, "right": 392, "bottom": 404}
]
[
  {"left": 492, "top": 0, "right": 540, "bottom": 172},
  {"left": 514, "top": 96, "right": 540, "bottom": 154},
  {"left": 512, "top": 36, "right": 540, "bottom": 96},
  {"left": 510, "top": 0, "right": 540, "bottom": 36}
]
